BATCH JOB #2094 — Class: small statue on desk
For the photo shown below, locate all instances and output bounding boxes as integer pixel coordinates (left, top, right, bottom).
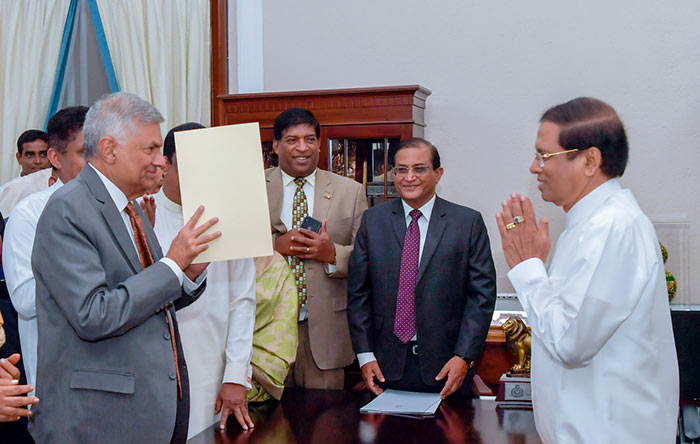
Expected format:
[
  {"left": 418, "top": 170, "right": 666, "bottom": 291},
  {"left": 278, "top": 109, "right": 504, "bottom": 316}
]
[
  {"left": 502, "top": 316, "right": 531, "bottom": 377},
  {"left": 660, "top": 243, "right": 677, "bottom": 301}
]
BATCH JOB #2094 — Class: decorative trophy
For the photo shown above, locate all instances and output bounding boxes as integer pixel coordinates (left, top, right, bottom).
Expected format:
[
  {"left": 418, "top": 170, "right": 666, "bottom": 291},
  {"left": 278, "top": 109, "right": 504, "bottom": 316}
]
[{"left": 496, "top": 316, "right": 532, "bottom": 408}]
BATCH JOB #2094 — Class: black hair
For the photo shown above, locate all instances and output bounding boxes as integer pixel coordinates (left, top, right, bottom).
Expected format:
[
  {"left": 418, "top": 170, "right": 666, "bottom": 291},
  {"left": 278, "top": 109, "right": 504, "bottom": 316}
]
[
  {"left": 47, "top": 106, "right": 89, "bottom": 154},
  {"left": 394, "top": 137, "right": 441, "bottom": 169},
  {"left": 273, "top": 108, "right": 320, "bottom": 141},
  {"left": 163, "top": 122, "right": 205, "bottom": 162},
  {"left": 540, "top": 97, "right": 629, "bottom": 178},
  {"left": 16, "top": 130, "right": 48, "bottom": 154}
]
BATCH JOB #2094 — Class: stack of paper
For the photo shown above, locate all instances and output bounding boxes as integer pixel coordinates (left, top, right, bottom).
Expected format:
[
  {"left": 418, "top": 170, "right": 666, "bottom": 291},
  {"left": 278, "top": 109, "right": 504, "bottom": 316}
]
[{"left": 360, "top": 389, "right": 442, "bottom": 416}]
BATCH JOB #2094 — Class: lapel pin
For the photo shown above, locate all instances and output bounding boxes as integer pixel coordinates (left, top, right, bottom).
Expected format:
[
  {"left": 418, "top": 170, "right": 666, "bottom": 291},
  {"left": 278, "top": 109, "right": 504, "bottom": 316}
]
[{"left": 323, "top": 192, "right": 332, "bottom": 200}]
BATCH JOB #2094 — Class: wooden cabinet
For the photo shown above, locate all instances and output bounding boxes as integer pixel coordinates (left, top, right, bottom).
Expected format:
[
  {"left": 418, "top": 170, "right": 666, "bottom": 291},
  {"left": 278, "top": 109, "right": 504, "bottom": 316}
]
[{"left": 213, "top": 85, "right": 431, "bottom": 205}]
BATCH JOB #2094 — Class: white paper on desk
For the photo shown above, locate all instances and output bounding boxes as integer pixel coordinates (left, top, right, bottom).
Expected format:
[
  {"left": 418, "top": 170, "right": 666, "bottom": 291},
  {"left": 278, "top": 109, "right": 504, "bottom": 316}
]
[
  {"left": 174, "top": 122, "right": 273, "bottom": 262},
  {"left": 360, "top": 389, "right": 442, "bottom": 416}
]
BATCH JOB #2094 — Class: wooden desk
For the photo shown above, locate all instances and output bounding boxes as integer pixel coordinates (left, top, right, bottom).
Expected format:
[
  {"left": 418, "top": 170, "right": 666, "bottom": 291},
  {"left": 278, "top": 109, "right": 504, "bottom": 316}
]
[{"left": 187, "top": 388, "right": 542, "bottom": 444}]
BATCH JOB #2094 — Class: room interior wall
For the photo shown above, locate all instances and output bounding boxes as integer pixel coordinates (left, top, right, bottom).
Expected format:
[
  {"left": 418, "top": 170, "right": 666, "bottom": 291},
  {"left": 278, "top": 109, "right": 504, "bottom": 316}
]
[{"left": 229, "top": 0, "right": 700, "bottom": 303}]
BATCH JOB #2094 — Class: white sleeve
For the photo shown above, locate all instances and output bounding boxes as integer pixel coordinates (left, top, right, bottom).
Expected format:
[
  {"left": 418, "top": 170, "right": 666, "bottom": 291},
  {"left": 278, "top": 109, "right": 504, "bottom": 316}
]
[
  {"left": 222, "top": 258, "right": 257, "bottom": 387},
  {"left": 508, "top": 220, "right": 653, "bottom": 368},
  {"left": 3, "top": 207, "right": 37, "bottom": 319}
]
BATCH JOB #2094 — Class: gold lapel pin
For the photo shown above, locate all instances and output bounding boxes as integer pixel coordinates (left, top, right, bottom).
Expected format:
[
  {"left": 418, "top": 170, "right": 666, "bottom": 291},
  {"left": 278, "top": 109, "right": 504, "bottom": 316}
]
[{"left": 323, "top": 192, "right": 332, "bottom": 200}]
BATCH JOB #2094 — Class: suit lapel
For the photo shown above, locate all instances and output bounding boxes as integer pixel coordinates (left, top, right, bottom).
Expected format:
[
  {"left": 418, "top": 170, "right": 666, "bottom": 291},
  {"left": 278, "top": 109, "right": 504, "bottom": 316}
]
[
  {"left": 417, "top": 196, "right": 447, "bottom": 284},
  {"left": 390, "top": 198, "right": 407, "bottom": 248},
  {"left": 312, "top": 169, "right": 333, "bottom": 221},
  {"left": 266, "top": 167, "right": 287, "bottom": 233},
  {"left": 82, "top": 166, "right": 143, "bottom": 272}
]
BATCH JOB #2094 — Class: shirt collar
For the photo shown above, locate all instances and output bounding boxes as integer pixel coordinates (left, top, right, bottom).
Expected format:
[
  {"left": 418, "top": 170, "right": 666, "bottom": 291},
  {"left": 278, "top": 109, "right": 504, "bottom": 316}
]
[
  {"left": 88, "top": 163, "right": 129, "bottom": 212},
  {"left": 565, "top": 178, "right": 621, "bottom": 228},
  {"left": 157, "top": 189, "right": 182, "bottom": 213},
  {"left": 281, "top": 168, "right": 316, "bottom": 188},
  {"left": 51, "top": 177, "right": 64, "bottom": 189},
  {"left": 401, "top": 194, "right": 436, "bottom": 222}
]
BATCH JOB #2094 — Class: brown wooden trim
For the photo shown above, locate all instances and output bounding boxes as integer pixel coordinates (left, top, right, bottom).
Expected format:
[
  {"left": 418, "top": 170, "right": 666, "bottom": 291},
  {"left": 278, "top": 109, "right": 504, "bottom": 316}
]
[{"left": 210, "top": 0, "right": 228, "bottom": 126}]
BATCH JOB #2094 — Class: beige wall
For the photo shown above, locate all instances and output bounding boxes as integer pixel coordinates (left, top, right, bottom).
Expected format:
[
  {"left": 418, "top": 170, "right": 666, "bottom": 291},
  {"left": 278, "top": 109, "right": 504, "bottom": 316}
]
[{"left": 232, "top": 1, "right": 700, "bottom": 302}]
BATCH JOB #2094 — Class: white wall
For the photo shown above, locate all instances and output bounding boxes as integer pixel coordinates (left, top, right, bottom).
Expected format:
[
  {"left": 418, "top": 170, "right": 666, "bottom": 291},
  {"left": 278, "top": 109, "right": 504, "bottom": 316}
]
[{"left": 232, "top": 1, "right": 700, "bottom": 302}]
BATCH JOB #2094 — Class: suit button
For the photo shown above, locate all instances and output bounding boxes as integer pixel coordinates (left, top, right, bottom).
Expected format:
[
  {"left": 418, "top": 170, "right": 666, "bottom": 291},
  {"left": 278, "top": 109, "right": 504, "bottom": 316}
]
[
  {"left": 163, "top": 332, "right": 171, "bottom": 340},
  {"left": 168, "top": 371, "right": 176, "bottom": 380}
]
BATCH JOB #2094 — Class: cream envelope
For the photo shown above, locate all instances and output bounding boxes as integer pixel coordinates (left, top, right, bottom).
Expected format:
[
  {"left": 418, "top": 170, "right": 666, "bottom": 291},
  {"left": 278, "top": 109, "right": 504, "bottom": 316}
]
[{"left": 174, "top": 122, "right": 272, "bottom": 262}]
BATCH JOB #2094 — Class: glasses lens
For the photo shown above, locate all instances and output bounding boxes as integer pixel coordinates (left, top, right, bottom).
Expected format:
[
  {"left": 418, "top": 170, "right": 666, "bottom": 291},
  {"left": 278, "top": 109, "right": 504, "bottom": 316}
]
[
  {"left": 535, "top": 152, "right": 544, "bottom": 167},
  {"left": 393, "top": 166, "right": 409, "bottom": 176},
  {"left": 413, "top": 166, "right": 429, "bottom": 175}
]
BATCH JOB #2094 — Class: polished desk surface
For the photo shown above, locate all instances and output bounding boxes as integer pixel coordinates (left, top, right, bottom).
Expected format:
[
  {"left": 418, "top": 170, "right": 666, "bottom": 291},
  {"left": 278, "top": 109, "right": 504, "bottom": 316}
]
[{"left": 188, "top": 388, "right": 542, "bottom": 444}]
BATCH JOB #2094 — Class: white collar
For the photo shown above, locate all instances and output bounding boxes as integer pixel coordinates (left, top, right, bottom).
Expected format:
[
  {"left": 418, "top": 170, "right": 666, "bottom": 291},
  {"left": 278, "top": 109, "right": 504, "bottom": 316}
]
[
  {"left": 401, "top": 194, "right": 436, "bottom": 221},
  {"left": 157, "top": 189, "right": 182, "bottom": 213},
  {"left": 88, "top": 163, "right": 129, "bottom": 212},
  {"left": 566, "top": 178, "right": 621, "bottom": 228},
  {"left": 281, "top": 168, "right": 316, "bottom": 188}
]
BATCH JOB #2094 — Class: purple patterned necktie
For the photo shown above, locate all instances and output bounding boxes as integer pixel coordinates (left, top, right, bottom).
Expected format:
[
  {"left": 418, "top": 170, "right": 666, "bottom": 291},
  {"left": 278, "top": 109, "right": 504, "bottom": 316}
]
[{"left": 394, "top": 209, "right": 422, "bottom": 343}]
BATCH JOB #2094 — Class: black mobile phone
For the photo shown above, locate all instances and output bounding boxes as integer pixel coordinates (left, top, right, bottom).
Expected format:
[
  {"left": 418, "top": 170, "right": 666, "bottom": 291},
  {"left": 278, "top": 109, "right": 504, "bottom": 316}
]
[{"left": 300, "top": 216, "right": 322, "bottom": 233}]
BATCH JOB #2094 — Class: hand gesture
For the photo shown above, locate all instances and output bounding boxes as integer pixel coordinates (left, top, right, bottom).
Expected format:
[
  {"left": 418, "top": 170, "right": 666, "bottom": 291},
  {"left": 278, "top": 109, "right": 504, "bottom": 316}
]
[
  {"left": 361, "top": 361, "right": 385, "bottom": 395},
  {"left": 215, "top": 383, "right": 254, "bottom": 431},
  {"left": 166, "top": 205, "right": 220, "bottom": 279},
  {"left": 435, "top": 356, "right": 469, "bottom": 399},
  {"left": 496, "top": 193, "right": 551, "bottom": 269},
  {"left": 288, "top": 219, "right": 336, "bottom": 264},
  {"left": 139, "top": 194, "right": 156, "bottom": 227}
]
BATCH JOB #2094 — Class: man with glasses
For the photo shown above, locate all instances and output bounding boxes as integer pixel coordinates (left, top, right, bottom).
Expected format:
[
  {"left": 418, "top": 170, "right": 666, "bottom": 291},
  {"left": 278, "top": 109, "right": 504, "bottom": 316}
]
[
  {"left": 348, "top": 137, "right": 496, "bottom": 398},
  {"left": 497, "top": 97, "right": 678, "bottom": 443}
]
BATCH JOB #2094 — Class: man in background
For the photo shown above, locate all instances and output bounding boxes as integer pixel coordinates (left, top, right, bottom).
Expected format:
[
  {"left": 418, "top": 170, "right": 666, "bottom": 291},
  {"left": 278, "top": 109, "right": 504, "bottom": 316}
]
[
  {"left": 3, "top": 106, "right": 88, "bottom": 392},
  {"left": 347, "top": 138, "right": 496, "bottom": 398},
  {"left": 497, "top": 97, "right": 678, "bottom": 443},
  {"left": 152, "top": 122, "right": 256, "bottom": 436},
  {"left": 266, "top": 108, "right": 367, "bottom": 389},
  {"left": 0, "top": 132, "right": 53, "bottom": 215}
]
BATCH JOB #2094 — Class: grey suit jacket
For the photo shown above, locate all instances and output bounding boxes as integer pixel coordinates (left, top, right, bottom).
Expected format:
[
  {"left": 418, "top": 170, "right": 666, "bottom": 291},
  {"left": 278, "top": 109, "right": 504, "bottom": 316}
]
[
  {"left": 29, "top": 165, "right": 203, "bottom": 444},
  {"left": 347, "top": 197, "right": 497, "bottom": 389}
]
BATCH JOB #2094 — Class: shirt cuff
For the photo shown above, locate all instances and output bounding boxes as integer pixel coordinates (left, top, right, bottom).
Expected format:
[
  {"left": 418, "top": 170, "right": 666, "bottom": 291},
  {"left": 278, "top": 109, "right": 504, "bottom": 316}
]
[
  {"left": 158, "top": 257, "right": 206, "bottom": 294},
  {"left": 357, "top": 352, "right": 377, "bottom": 368},
  {"left": 159, "top": 257, "right": 183, "bottom": 286},
  {"left": 326, "top": 263, "right": 337, "bottom": 274},
  {"left": 507, "top": 257, "right": 548, "bottom": 294},
  {"left": 223, "top": 362, "right": 252, "bottom": 389}
]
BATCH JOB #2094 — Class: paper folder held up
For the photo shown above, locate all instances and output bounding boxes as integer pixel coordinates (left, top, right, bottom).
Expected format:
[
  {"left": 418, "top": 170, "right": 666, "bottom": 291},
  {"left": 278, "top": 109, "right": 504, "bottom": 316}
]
[{"left": 174, "top": 122, "right": 273, "bottom": 263}]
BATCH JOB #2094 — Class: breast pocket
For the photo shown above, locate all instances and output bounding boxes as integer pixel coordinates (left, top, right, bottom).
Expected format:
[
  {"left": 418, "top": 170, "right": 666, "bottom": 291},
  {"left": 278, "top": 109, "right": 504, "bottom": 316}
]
[{"left": 70, "top": 369, "right": 135, "bottom": 394}]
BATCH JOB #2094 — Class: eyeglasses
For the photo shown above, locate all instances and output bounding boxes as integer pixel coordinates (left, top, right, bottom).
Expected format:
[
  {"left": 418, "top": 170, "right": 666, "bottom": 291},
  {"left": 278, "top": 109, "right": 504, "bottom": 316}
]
[
  {"left": 392, "top": 165, "right": 432, "bottom": 177},
  {"left": 534, "top": 149, "right": 580, "bottom": 168}
]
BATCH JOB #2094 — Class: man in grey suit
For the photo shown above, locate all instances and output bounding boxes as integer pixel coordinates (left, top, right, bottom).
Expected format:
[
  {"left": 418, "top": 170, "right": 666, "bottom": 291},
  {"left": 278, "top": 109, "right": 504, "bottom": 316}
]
[
  {"left": 348, "top": 138, "right": 497, "bottom": 398},
  {"left": 30, "top": 92, "right": 220, "bottom": 444}
]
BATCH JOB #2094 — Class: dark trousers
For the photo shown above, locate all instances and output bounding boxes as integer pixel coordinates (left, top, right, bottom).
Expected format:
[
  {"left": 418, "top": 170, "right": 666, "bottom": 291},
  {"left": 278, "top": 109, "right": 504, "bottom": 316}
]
[{"left": 380, "top": 343, "right": 473, "bottom": 398}]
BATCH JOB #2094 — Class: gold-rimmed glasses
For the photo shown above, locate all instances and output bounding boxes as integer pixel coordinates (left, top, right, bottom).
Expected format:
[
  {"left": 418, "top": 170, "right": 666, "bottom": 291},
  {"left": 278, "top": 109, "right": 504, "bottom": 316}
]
[{"left": 534, "top": 149, "right": 580, "bottom": 167}]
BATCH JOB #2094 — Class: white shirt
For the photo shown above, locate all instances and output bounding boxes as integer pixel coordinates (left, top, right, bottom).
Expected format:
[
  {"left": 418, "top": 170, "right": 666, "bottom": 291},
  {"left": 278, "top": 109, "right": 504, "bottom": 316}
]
[
  {"left": 0, "top": 168, "right": 52, "bottom": 216},
  {"left": 508, "top": 179, "right": 679, "bottom": 444},
  {"left": 152, "top": 190, "right": 256, "bottom": 439},
  {"left": 3, "top": 178, "right": 64, "bottom": 392},
  {"left": 357, "top": 195, "right": 436, "bottom": 368}
]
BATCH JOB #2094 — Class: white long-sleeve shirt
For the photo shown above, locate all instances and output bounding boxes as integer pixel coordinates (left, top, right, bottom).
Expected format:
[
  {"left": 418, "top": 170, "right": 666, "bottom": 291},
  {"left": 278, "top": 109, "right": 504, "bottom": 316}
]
[
  {"left": 3, "top": 179, "right": 63, "bottom": 392},
  {"left": 508, "top": 179, "right": 679, "bottom": 444},
  {"left": 152, "top": 190, "right": 256, "bottom": 439}
]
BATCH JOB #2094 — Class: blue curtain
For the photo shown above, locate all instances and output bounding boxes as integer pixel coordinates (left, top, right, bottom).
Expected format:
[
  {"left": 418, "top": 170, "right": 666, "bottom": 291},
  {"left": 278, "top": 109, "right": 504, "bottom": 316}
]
[{"left": 43, "top": 0, "right": 79, "bottom": 130}]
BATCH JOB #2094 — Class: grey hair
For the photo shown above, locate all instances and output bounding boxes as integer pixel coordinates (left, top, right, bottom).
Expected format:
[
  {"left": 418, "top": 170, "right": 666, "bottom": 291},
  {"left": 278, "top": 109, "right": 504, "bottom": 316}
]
[{"left": 83, "top": 92, "right": 164, "bottom": 159}]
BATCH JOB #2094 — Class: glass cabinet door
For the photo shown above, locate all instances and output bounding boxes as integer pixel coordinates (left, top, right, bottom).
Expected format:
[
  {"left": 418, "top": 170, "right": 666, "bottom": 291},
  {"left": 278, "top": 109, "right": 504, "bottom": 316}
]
[{"left": 329, "top": 137, "right": 400, "bottom": 206}]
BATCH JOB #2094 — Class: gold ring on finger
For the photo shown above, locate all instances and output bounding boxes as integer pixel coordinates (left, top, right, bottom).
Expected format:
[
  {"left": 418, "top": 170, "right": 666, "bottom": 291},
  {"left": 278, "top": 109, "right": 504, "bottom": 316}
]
[
  {"left": 514, "top": 216, "right": 525, "bottom": 224},
  {"left": 505, "top": 222, "right": 516, "bottom": 230},
  {"left": 306, "top": 247, "right": 310, "bottom": 253}
]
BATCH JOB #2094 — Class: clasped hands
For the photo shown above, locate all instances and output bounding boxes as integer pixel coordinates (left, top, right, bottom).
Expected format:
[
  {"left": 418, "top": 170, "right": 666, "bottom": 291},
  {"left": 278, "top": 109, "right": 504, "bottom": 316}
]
[
  {"left": 361, "top": 355, "right": 469, "bottom": 399},
  {"left": 0, "top": 354, "right": 39, "bottom": 422},
  {"left": 496, "top": 193, "right": 551, "bottom": 268},
  {"left": 275, "top": 219, "right": 336, "bottom": 264}
]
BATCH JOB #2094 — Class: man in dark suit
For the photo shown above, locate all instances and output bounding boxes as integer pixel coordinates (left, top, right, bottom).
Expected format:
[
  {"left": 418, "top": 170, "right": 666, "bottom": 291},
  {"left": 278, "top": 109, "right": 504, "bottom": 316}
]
[
  {"left": 30, "top": 92, "right": 220, "bottom": 444},
  {"left": 347, "top": 137, "right": 496, "bottom": 398}
]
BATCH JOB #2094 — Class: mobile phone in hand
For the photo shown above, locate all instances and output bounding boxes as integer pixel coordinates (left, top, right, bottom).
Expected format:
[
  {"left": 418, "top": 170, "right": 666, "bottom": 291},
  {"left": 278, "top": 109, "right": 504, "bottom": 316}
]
[{"left": 300, "top": 216, "right": 322, "bottom": 233}]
